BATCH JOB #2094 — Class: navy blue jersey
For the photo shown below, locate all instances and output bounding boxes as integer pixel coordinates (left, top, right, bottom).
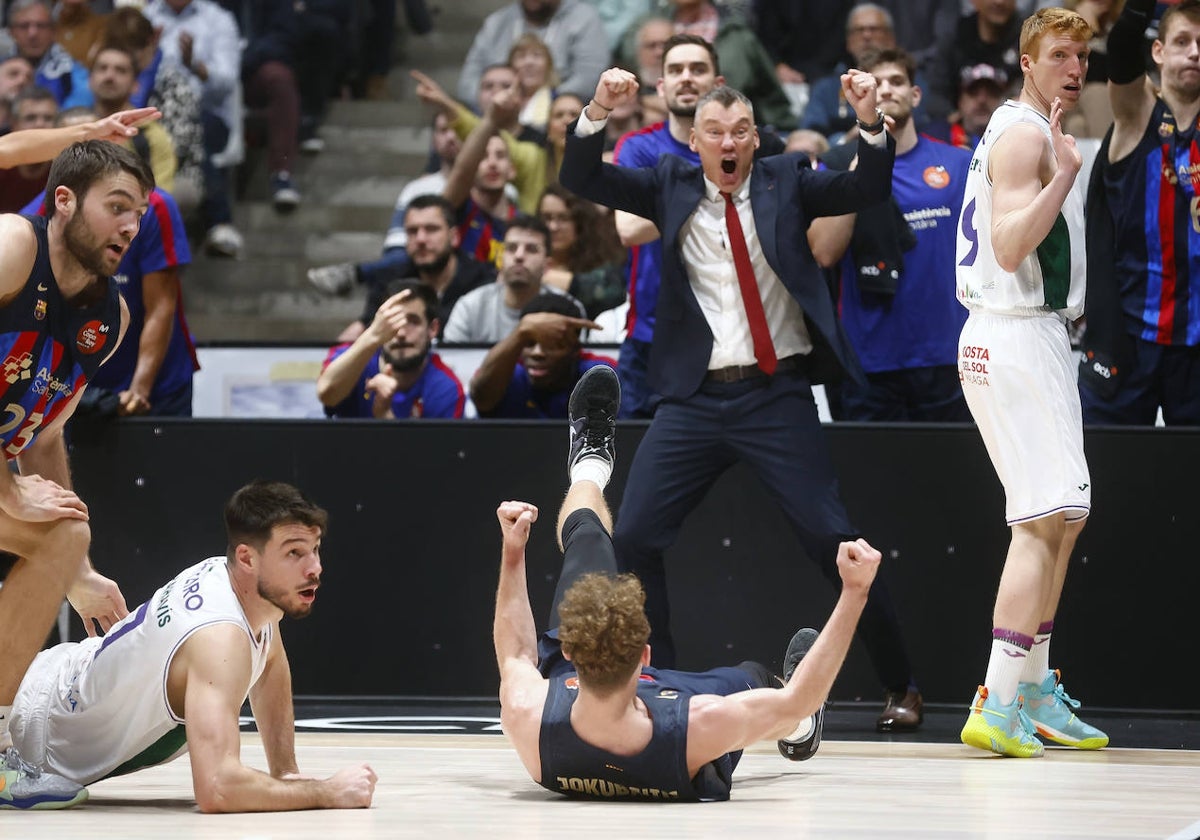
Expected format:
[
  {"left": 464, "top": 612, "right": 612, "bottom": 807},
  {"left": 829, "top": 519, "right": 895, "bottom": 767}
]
[
  {"left": 480, "top": 353, "right": 616, "bottom": 419},
  {"left": 537, "top": 671, "right": 734, "bottom": 802},
  {"left": 1106, "top": 98, "right": 1200, "bottom": 346},
  {"left": 320, "top": 347, "right": 465, "bottom": 419},
  {"left": 0, "top": 216, "right": 121, "bottom": 458},
  {"left": 23, "top": 190, "right": 198, "bottom": 404}
]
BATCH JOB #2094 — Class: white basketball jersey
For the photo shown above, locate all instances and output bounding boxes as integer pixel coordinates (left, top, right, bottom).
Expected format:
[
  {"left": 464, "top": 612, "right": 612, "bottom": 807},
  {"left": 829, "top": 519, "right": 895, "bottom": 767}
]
[
  {"left": 955, "top": 100, "right": 1086, "bottom": 319},
  {"left": 21, "top": 557, "right": 272, "bottom": 784}
]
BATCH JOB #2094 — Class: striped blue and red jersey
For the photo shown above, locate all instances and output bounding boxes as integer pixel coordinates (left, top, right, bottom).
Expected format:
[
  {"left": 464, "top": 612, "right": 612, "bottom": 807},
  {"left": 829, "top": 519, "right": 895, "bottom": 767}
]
[
  {"left": 23, "top": 188, "right": 198, "bottom": 402},
  {"left": 612, "top": 122, "right": 698, "bottom": 343},
  {"left": 457, "top": 197, "right": 516, "bottom": 269},
  {"left": 321, "top": 347, "right": 465, "bottom": 419},
  {"left": 1106, "top": 98, "right": 1200, "bottom": 346},
  {"left": 0, "top": 215, "right": 121, "bottom": 458},
  {"left": 480, "top": 352, "right": 617, "bottom": 418}
]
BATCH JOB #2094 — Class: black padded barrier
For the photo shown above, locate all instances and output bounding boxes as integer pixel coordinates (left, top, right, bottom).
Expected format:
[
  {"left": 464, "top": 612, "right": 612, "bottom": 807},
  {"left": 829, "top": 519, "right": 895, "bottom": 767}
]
[{"left": 65, "top": 419, "right": 1199, "bottom": 709}]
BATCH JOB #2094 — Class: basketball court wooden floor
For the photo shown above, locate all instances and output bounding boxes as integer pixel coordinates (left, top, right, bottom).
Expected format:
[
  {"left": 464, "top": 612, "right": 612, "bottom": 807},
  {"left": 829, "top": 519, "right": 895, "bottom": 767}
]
[{"left": 5, "top": 700, "right": 1199, "bottom": 839}]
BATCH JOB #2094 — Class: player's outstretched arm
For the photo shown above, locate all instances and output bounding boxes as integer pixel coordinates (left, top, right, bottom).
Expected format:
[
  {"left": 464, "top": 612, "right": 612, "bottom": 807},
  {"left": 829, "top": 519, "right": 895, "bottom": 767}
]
[
  {"left": 181, "top": 624, "right": 376, "bottom": 812},
  {"left": 1106, "top": 0, "right": 1157, "bottom": 160},
  {"left": 685, "top": 540, "right": 881, "bottom": 772},
  {"left": 0, "top": 107, "right": 161, "bottom": 168},
  {"left": 493, "top": 501, "right": 540, "bottom": 674},
  {"left": 493, "top": 501, "right": 550, "bottom": 781}
]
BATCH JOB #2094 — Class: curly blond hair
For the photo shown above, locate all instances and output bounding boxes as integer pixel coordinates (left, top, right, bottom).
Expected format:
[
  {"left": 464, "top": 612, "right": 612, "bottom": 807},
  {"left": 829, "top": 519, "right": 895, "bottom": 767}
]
[
  {"left": 558, "top": 573, "right": 650, "bottom": 694},
  {"left": 1020, "top": 7, "right": 1094, "bottom": 59}
]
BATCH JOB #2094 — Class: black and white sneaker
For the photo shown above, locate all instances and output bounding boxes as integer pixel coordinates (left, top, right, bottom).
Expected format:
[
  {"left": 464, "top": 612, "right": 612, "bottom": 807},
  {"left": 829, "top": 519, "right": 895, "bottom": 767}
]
[
  {"left": 777, "top": 627, "right": 825, "bottom": 762},
  {"left": 566, "top": 366, "right": 620, "bottom": 476}
]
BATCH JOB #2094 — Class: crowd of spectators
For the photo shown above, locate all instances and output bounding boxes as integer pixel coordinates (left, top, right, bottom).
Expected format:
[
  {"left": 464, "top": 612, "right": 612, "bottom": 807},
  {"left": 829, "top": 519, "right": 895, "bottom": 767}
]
[
  {"left": 0, "top": 0, "right": 421, "bottom": 419},
  {"left": 1, "top": 0, "right": 1195, "bottom": 427}
]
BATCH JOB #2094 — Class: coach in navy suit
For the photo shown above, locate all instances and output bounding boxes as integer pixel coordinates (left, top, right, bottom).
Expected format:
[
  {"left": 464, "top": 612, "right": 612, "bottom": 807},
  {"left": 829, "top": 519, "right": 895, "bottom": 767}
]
[{"left": 559, "top": 67, "right": 924, "bottom": 731}]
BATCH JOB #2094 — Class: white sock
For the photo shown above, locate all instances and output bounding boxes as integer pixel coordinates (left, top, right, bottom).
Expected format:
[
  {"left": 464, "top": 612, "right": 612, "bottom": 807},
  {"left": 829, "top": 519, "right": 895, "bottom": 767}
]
[
  {"left": 570, "top": 456, "right": 612, "bottom": 490},
  {"left": 984, "top": 638, "right": 1030, "bottom": 707},
  {"left": 781, "top": 714, "right": 814, "bottom": 742},
  {"left": 1021, "top": 631, "right": 1052, "bottom": 684},
  {"left": 0, "top": 704, "right": 12, "bottom": 751}
]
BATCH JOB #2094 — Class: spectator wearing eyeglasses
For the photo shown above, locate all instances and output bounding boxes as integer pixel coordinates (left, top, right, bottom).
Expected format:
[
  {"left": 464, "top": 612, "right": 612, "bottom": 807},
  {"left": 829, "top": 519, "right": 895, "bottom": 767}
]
[
  {"left": 801, "top": 3, "right": 932, "bottom": 141},
  {"left": 6, "top": 0, "right": 91, "bottom": 109}
]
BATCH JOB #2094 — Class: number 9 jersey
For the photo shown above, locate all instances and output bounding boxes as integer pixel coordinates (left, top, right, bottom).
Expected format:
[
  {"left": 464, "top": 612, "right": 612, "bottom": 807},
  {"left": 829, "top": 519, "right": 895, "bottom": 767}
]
[{"left": 954, "top": 100, "right": 1086, "bottom": 320}]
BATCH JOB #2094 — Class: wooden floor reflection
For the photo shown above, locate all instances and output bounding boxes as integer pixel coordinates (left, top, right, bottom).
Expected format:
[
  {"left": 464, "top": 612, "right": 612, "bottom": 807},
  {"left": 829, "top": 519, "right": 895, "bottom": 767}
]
[{"left": 5, "top": 733, "right": 1199, "bottom": 839}]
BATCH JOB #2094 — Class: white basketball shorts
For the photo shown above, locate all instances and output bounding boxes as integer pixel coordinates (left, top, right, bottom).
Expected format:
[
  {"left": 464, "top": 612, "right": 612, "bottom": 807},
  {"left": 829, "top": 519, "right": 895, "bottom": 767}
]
[{"left": 958, "top": 310, "right": 1091, "bottom": 525}]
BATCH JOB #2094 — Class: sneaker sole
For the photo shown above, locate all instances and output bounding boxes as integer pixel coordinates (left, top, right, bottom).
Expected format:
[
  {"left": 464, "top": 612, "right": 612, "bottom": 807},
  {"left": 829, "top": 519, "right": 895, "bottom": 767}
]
[
  {"left": 777, "top": 704, "right": 824, "bottom": 762},
  {"left": 0, "top": 788, "right": 89, "bottom": 810},
  {"left": 960, "top": 716, "right": 1044, "bottom": 758},
  {"left": 1033, "top": 723, "right": 1109, "bottom": 749}
]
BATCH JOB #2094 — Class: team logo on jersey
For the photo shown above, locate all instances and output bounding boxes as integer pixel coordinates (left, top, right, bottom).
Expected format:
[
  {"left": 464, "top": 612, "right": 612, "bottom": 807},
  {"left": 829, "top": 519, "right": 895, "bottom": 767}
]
[
  {"left": 34, "top": 299, "right": 46, "bottom": 321},
  {"left": 2, "top": 352, "right": 33, "bottom": 384},
  {"left": 923, "top": 166, "right": 951, "bottom": 189},
  {"left": 1160, "top": 121, "right": 1175, "bottom": 138},
  {"left": 76, "top": 320, "right": 107, "bottom": 355}
]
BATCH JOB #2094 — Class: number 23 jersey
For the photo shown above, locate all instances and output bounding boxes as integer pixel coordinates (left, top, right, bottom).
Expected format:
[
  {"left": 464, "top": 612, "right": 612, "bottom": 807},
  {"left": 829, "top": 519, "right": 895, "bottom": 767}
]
[{"left": 0, "top": 214, "right": 121, "bottom": 458}]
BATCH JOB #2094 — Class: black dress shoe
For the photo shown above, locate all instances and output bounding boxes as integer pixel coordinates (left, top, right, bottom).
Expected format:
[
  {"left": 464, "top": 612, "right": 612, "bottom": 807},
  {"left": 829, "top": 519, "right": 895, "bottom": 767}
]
[
  {"left": 777, "top": 628, "right": 825, "bottom": 761},
  {"left": 876, "top": 688, "right": 923, "bottom": 732}
]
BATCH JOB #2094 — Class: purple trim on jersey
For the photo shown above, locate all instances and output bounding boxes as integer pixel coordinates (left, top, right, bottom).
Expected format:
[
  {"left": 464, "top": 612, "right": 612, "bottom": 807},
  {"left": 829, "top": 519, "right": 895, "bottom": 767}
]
[
  {"left": 612, "top": 123, "right": 698, "bottom": 343},
  {"left": 321, "top": 347, "right": 464, "bottom": 419},
  {"left": 1007, "top": 503, "right": 1090, "bottom": 526},
  {"left": 94, "top": 601, "right": 150, "bottom": 661}
]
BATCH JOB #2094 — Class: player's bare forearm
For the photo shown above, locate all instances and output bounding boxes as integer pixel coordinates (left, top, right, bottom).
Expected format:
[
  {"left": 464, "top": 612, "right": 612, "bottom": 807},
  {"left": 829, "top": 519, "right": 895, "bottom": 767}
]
[
  {"left": 493, "top": 552, "right": 539, "bottom": 670},
  {"left": 768, "top": 589, "right": 867, "bottom": 735},
  {"left": 493, "top": 502, "right": 540, "bottom": 669},
  {"left": 196, "top": 758, "right": 375, "bottom": 813},
  {"left": 249, "top": 637, "right": 300, "bottom": 778}
]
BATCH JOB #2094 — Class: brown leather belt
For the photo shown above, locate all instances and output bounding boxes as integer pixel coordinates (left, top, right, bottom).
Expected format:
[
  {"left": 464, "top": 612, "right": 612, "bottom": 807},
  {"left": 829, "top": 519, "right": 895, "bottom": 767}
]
[{"left": 705, "top": 354, "right": 804, "bottom": 383}]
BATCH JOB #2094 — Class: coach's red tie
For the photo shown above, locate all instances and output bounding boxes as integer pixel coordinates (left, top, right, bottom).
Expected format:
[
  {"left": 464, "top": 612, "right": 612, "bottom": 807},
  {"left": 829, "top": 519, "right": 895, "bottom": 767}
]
[{"left": 721, "top": 191, "right": 777, "bottom": 375}]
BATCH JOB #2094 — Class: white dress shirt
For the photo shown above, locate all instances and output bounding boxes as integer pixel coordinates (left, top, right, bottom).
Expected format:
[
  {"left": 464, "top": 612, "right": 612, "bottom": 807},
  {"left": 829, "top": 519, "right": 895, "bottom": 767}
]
[
  {"left": 680, "top": 178, "right": 812, "bottom": 369},
  {"left": 574, "top": 109, "right": 893, "bottom": 369}
]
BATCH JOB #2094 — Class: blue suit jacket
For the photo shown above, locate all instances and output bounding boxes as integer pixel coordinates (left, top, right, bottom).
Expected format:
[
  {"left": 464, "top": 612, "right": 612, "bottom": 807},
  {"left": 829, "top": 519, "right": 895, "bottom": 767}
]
[{"left": 560, "top": 121, "right": 895, "bottom": 400}]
